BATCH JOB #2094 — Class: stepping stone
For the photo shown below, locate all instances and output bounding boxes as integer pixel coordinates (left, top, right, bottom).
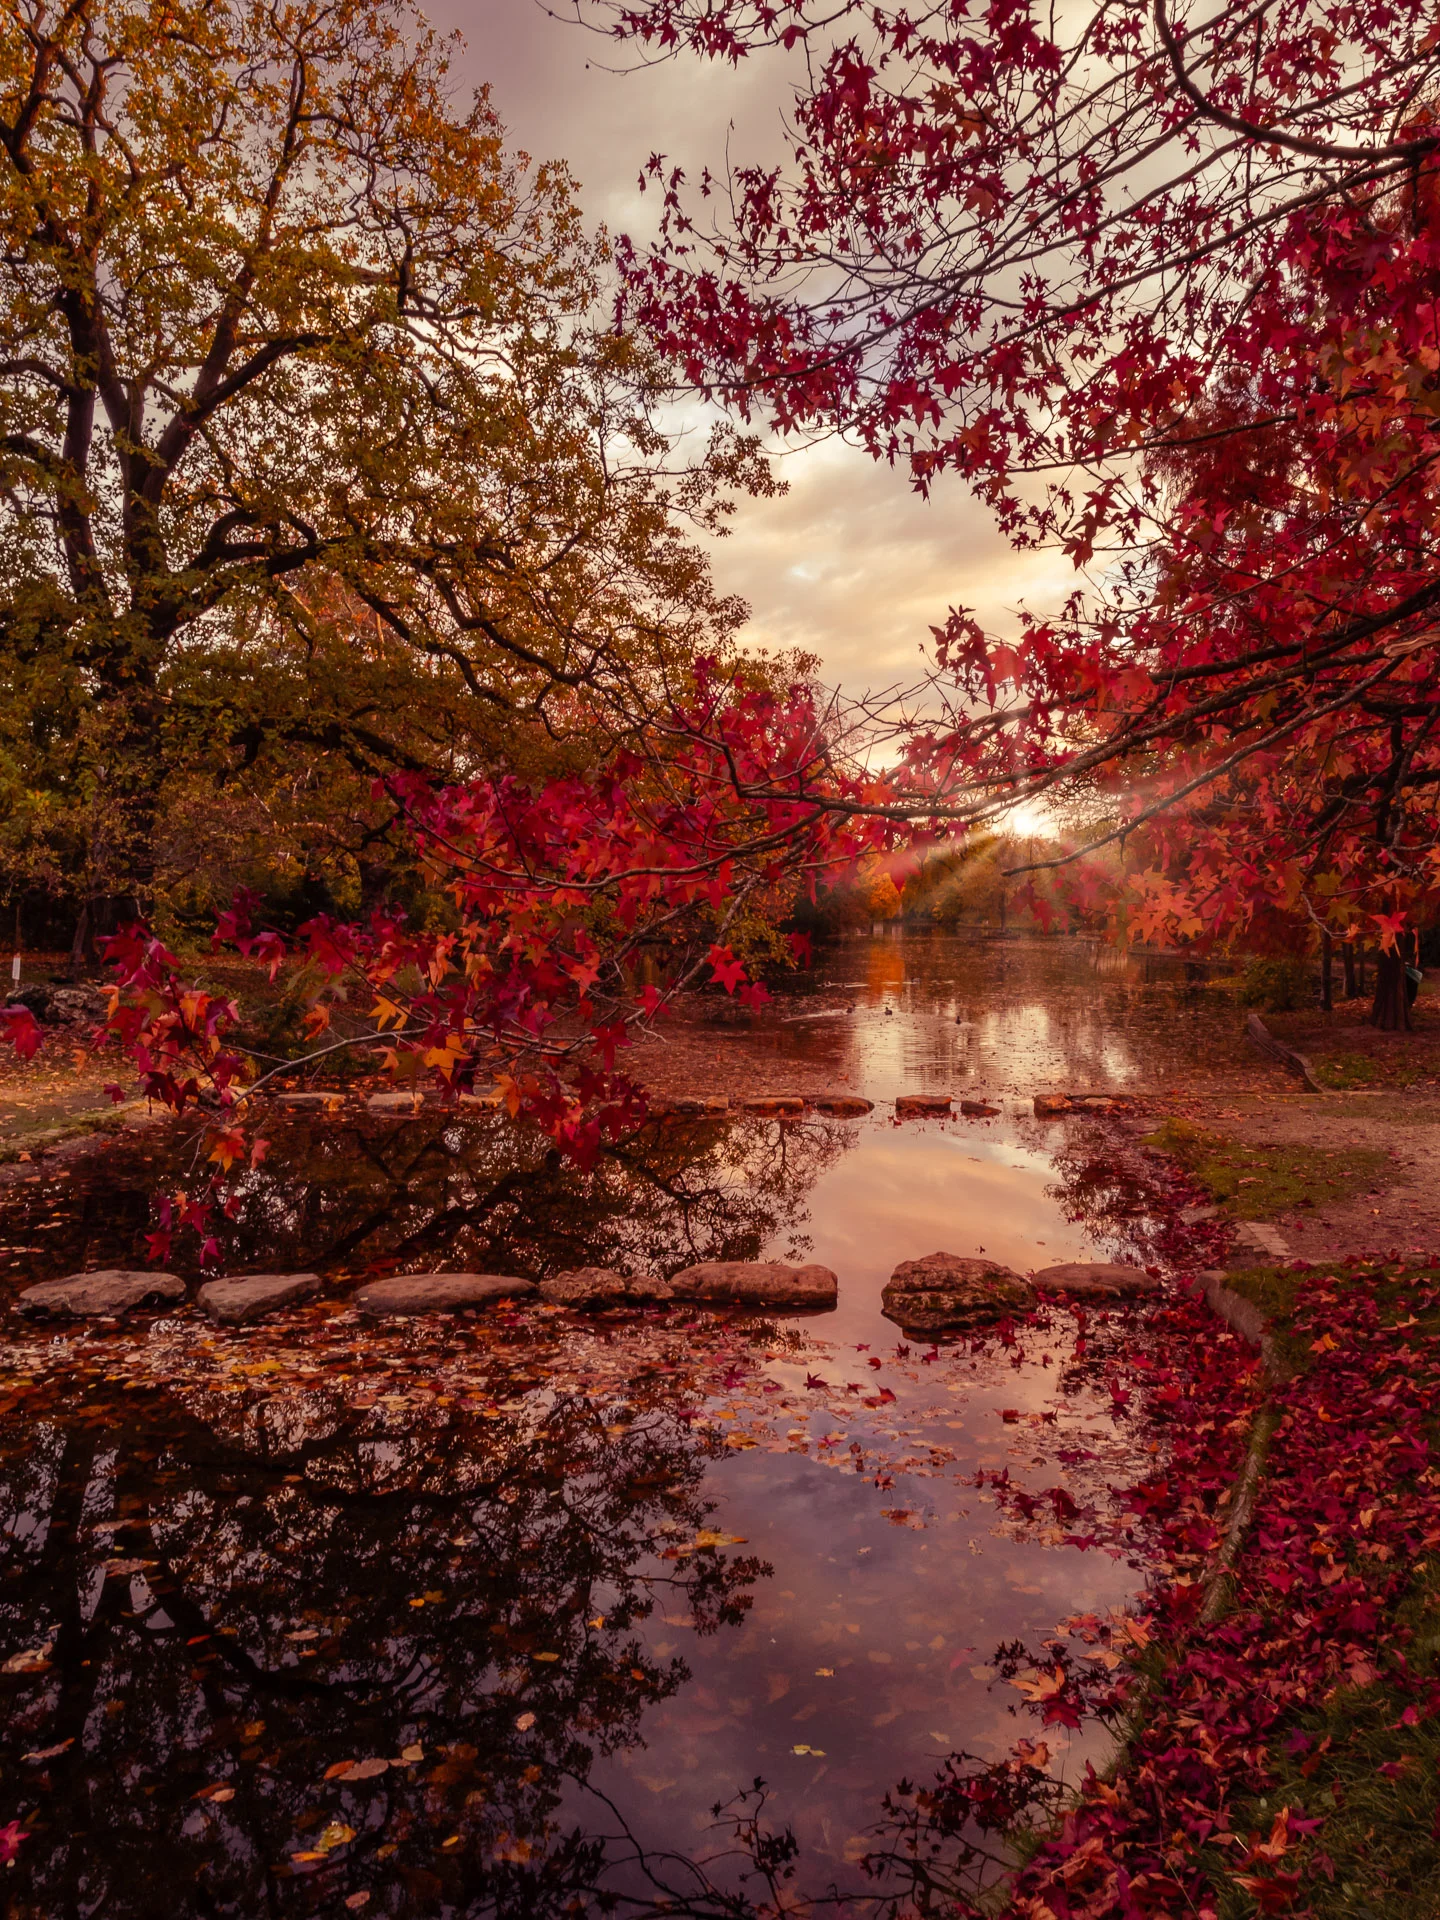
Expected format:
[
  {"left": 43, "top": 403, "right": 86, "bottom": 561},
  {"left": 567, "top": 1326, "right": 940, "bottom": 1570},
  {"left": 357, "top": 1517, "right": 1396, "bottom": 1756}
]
[
  {"left": 1033, "top": 1094, "right": 1072, "bottom": 1116},
  {"left": 1070, "top": 1095, "right": 1117, "bottom": 1111},
  {"left": 666, "top": 1260, "right": 838, "bottom": 1310},
  {"left": 810, "top": 1094, "right": 873, "bottom": 1116},
  {"left": 354, "top": 1273, "right": 536, "bottom": 1317},
  {"left": 537, "top": 1267, "right": 675, "bottom": 1308},
  {"left": 458, "top": 1088, "right": 503, "bottom": 1108},
  {"left": 1030, "top": 1261, "right": 1159, "bottom": 1298},
  {"left": 275, "top": 1091, "right": 343, "bottom": 1110},
  {"left": 739, "top": 1094, "right": 806, "bottom": 1115},
  {"left": 1179, "top": 1203, "right": 1220, "bottom": 1225},
  {"left": 198, "top": 1272, "right": 323, "bottom": 1326},
  {"left": 652, "top": 1095, "right": 730, "bottom": 1117},
  {"left": 881, "top": 1253, "right": 1034, "bottom": 1332},
  {"left": 895, "top": 1094, "right": 951, "bottom": 1118},
  {"left": 366, "top": 1090, "right": 434, "bottom": 1113},
  {"left": 17, "top": 1270, "right": 187, "bottom": 1319},
  {"left": 959, "top": 1100, "right": 999, "bottom": 1117}
]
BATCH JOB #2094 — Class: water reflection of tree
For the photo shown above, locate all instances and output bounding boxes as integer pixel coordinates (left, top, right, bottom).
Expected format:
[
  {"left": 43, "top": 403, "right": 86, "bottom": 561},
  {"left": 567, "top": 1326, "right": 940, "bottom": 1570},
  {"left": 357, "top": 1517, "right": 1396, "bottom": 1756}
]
[
  {"left": 0, "top": 1382, "right": 786, "bottom": 1917},
  {"left": 1, "top": 1114, "right": 852, "bottom": 1286},
  {"left": 1042, "top": 1124, "right": 1173, "bottom": 1266}
]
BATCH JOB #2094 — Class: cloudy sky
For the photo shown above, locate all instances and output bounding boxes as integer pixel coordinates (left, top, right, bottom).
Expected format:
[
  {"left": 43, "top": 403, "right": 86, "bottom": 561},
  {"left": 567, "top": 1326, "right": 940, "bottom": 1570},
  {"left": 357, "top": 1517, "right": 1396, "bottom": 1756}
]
[{"left": 425, "top": 0, "right": 1071, "bottom": 694}]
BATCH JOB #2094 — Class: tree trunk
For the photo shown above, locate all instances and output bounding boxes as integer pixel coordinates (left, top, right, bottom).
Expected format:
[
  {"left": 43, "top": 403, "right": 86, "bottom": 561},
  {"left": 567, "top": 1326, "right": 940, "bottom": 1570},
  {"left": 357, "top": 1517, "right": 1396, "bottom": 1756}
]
[
  {"left": 1370, "top": 950, "right": 1412, "bottom": 1031},
  {"left": 1321, "top": 931, "right": 1333, "bottom": 1011},
  {"left": 69, "top": 901, "right": 96, "bottom": 975},
  {"left": 1358, "top": 945, "right": 1368, "bottom": 995},
  {"left": 1342, "top": 941, "right": 1357, "bottom": 999}
]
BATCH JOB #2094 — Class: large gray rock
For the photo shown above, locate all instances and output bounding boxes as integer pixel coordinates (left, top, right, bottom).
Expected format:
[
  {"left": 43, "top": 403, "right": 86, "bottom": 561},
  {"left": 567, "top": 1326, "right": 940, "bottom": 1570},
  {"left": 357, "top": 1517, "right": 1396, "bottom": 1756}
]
[
  {"left": 667, "top": 1260, "right": 838, "bottom": 1310},
  {"left": 537, "top": 1267, "right": 674, "bottom": 1309},
  {"left": 354, "top": 1273, "right": 535, "bottom": 1317},
  {"left": 881, "top": 1253, "right": 1034, "bottom": 1331},
  {"left": 1030, "top": 1261, "right": 1158, "bottom": 1298},
  {"left": 17, "top": 1270, "right": 187, "bottom": 1319},
  {"left": 198, "top": 1272, "right": 323, "bottom": 1325}
]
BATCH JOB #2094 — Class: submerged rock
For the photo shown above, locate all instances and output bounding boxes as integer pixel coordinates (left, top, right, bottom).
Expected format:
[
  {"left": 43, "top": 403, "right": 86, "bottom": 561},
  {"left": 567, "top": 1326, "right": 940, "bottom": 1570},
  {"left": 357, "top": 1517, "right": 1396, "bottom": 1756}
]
[
  {"left": 810, "top": 1094, "right": 874, "bottom": 1116},
  {"left": 1033, "top": 1094, "right": 1072, "bottom": 1116},
  {"left": 881, "top": 1253, "right": 1034, "bottom": 1331},
  {"left": 17, "top": 1270, "right": 187, "bottom": 1318},
  {"left": 666, "top": 1260, "right": 838, "bottom": 1310},
  {"left": 894, "top": 1093, "right": 952, "bottom": 1118},
  {"left": 1030, "top": 1261, "right": 1158, "bottom": 1298},
  {"left": 651, "top": 1095, "right": 730, "bottom": 1118},
  {"left": 537, "top": 1268, "right": 674, "bottom": 1309},
  {"left": 198, "top": 1272, "right": 323, "bottom": 1325},
  {"left": 354, "top": 1272, "right": 535, "bottom": 1317}
]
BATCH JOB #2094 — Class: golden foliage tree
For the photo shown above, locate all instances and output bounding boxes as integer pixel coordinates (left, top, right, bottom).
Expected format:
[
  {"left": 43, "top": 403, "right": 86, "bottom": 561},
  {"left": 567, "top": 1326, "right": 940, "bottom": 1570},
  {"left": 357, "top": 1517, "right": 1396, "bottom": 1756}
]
[{"left": 0, "top": 0, "right": 766, "bottom": 943}]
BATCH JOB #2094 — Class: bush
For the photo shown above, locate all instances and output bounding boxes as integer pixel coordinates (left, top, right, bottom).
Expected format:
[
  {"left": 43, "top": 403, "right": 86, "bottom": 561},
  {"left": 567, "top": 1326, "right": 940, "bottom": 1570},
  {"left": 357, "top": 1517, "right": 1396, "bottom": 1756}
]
[{"left": 1239, "top": 954, "right": 1314, "bottom": 1012}]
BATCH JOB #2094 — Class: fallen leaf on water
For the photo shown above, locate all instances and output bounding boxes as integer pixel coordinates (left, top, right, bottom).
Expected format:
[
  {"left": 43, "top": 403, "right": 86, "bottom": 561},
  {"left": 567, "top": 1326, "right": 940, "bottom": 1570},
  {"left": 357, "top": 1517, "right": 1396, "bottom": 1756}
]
[
  {"left": 317, "top": 1822, "right": 356, "bottom": 1854},
  {"left": 2, "top": 1646, "right": 52, "bottom": 1674},
  {"left": 345, "top": 1896, "right": 371, "bottom": 1911},
  {"left": 22, "top": 1739, "right": 73, "bottom": 1762},
  {"left": 815, "top": 1667, "right": 834, "bottom": 1677},
  {"left": 515, "top": 1712, "right": 536, "bottom": 1731},
  {"left": 193, "top": 1784, "right": 235, "bottom": 1803}
]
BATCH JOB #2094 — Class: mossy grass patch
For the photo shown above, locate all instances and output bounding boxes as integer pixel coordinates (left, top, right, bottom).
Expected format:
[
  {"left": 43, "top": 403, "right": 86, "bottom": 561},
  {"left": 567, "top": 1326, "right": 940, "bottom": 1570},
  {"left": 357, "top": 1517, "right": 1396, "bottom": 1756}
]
[{"left": 1143, "top": 1116, "right": 1391, "bottom": 1218}]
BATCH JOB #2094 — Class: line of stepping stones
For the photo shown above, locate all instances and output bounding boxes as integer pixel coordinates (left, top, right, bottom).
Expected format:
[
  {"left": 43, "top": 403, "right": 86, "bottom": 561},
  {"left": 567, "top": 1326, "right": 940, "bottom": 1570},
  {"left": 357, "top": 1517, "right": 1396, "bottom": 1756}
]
[
  {"left": 15, "top": 1253, "right": 1158, "bottom": 1331},
  {"left": 272, "top": 1089, "right": 1131, "bottom": 1120}
]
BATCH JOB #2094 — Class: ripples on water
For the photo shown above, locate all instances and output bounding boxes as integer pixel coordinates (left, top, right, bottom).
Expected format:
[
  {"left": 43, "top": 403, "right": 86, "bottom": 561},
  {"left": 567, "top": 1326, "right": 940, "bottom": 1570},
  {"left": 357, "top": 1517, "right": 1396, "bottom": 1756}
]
[{"left": 0, "top": 937, "right": 1236, "bottom": 1916}]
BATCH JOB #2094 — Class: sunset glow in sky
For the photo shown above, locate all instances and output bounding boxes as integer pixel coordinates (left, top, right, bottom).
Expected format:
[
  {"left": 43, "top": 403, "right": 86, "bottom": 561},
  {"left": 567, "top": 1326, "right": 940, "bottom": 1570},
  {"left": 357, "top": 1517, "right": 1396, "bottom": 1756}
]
[{"left": 432, "top": 0, "right": 1072, "bottom": 695}]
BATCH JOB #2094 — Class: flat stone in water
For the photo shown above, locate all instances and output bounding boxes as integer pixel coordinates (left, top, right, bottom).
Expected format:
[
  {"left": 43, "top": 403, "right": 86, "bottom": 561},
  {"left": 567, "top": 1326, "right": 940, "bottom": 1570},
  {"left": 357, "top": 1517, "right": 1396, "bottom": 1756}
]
[
  {"left": 354, "top": 1273, "right": 536, "bottom": 1317},
  {"left": 366, "top": 1090, "right": 434, "bottom": 1113},
  {"left": 652, "top": 1095, "right": 730, "bottom": 1118},
  {"left": 537, "top": 1267, "right": 674, "bottom": 1308},
  {"left": 17, "top": 1270, "right": 187, "bottom": 1318},
  {"left": 274, "top": 1091, "right": 342, "bottom": 1109},
  {"left": 739, "top": 1094, "right": 805, "bottom": 1115},
  {"left": 810, "top": 1094, "right": 873, "bottom": 1116},
  {"left": 198, "top": 1272, "right": 323, "bottom": 1325},
  {"left": 959, "top": 1099, "right": 999, "bottom": 1117},
  {"left": 667, "top": 1260, "right": 838, "bottom": 1310},
  {"left": 1030, "top": 1261, "right": 1158, "bottom": 1298},
  {"left": 895, "top": 1094, "right": 951, "bottom": 1118},
  {"left": 1033, "top": 1093, "right": 1073, "bottom": 1116},
  {"left": 881, "top": 1253, "right": 1034, "bottom": 1331}
]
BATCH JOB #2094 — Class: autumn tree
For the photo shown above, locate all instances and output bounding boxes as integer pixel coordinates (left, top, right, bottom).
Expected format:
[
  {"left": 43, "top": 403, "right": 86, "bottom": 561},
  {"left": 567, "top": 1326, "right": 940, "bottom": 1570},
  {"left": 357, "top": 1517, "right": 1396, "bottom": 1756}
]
[
  {"left": 579, "top": 0, "right": 1440, "bottom": 1023},
  {"left": 0, "top": 0, "right": 773, "bottom": 950}
]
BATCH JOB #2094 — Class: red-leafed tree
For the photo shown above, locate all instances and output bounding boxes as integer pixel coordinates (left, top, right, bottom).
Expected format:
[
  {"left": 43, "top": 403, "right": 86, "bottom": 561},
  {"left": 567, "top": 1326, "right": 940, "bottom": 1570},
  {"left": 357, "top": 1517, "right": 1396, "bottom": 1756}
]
[{"left": 578, "top": 0, "right": 1440, "bottom": 1025}]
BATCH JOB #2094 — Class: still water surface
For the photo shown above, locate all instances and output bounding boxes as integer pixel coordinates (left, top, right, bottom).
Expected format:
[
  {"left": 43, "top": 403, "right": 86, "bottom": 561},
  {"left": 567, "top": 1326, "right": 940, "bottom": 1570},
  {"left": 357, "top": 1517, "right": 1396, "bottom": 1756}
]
[{"left": 0, "top": 938, "right": 1234, "bottom": 1917}]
